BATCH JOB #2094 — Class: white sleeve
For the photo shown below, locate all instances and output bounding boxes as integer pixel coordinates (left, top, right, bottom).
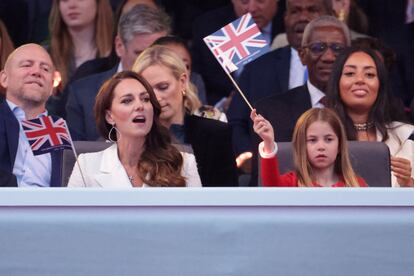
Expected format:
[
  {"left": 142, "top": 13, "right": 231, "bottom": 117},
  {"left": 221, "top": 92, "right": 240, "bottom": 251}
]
[
  {"left": 67, "top": 154, "right": 87, "bottom": 187},
  {"left": 182, "top": 152, "right": 202, "bottom": 187},
  {"left": 258, "top": 141, "right": 278, "bottom": 159}
]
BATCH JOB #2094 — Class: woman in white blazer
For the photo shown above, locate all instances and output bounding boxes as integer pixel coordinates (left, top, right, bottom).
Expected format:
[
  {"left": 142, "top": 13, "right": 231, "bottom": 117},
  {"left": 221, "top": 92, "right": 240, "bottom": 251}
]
[{"left": 68, "top": 71, "right": 201, "bottom": 187}]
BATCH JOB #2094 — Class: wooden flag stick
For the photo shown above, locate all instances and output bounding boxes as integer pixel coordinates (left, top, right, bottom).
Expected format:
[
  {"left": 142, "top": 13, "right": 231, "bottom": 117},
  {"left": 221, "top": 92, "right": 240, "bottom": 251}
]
[
  {"left": 214, "top": 46, "right": 254, "bottom": 111},
  {"left": 224, "top": 70, "right": 254, "bottom": 111},
  {"left": 65, "top": 122, "right": 87, "bottom": 187}
]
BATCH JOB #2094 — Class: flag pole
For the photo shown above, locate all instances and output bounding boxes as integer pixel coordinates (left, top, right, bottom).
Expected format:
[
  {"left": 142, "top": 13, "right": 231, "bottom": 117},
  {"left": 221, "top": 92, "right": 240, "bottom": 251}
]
[
  {"left": 224, "top": 70, "right": 253, "bottom": 111},
  {"left": 64, "top": 122, "right": 87, "bottom": 187},
  {"left": 215, "top": 46, "right": 254, "bottom": 111}
]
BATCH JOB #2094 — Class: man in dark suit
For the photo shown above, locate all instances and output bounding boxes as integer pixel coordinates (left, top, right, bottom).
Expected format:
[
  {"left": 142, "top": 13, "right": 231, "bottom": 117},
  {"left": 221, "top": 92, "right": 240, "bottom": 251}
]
[
  {"left": 228, "top": 0, "right": 332, "bottom": 161},
  {"left": 0, "top": 43, "right": 62, "bottom": 187},
  {"left": 66, "top": 5, "right": 170, "bottom": 141},
  {"left": 250, "top": 15, "right": 351, "bottom": 185},
  {"left": 192, "top": 0, "right": 285, "bottom": 105}
]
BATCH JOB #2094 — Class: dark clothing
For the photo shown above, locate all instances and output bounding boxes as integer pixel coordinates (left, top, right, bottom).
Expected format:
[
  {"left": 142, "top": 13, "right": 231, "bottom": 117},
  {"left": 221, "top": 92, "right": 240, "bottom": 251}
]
[
  {"left": 182, "top": 114, "right": 238, "bottom": 187},
  {"left": 0, "top": 168, "right": 17, "bottom": 187},
  {"left": 0, "top": 101, "right": 62, "bottom": 187},
  {"left": 228, "top": 46, "right": 291, "bottom": 155},
  {"left": 250, "top": 85, "right": 312, "bottom": 186},
  {"left": 66, "top": 67, "right": 118, "bottom": 141}
]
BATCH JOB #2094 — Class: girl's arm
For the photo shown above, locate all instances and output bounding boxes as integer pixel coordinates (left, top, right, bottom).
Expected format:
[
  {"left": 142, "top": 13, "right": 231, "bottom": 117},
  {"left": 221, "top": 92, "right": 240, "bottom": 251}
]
[
  {"left": 251, "top": 109, "right": 282, "bottom": 186},
  {"left": 250, "top": 109, "right": 275, "bottom": 153}
]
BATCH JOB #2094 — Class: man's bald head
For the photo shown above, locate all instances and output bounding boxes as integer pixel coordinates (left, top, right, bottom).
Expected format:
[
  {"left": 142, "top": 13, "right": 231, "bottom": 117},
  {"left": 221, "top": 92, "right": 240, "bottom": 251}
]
[{"left": 0, "top": 43, "right": 55, "bottom": 111}]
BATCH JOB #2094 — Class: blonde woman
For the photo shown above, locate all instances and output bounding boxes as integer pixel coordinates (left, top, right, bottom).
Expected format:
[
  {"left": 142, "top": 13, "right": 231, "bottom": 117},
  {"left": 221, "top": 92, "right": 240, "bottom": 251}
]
[{"left": 133, "top": 46, "right": 238, "bottom": 187}]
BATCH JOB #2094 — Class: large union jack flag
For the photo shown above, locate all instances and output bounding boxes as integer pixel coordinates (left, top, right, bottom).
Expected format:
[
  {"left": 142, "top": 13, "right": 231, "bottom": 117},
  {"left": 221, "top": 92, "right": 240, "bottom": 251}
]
[
  {"left": 203, "top": 13, "right": 268, "bottom": 73},
  {"left": 22, "top": 116, "right": 72, "bottom": 155}
]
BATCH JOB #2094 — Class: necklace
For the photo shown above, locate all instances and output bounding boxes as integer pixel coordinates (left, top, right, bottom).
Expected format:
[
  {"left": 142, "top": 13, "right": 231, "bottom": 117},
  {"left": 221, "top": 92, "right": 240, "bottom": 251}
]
[{"left": 353, "top": 121, "right": 374, "bottom": 131}]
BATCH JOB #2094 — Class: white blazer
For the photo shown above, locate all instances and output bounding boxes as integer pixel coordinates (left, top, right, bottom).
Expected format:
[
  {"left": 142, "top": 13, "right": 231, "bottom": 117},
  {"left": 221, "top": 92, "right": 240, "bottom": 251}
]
[
  {"left": 378, "top": 122, "right": 414, "bottom": 187},
  {"left": 67, "top": 144, "right": 202, "bottom": 187}
]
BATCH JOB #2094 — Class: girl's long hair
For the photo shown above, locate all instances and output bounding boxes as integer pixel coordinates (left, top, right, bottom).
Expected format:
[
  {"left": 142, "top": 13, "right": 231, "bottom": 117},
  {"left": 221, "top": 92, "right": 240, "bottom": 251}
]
[
  {"left": 49, "top": 0, "right": 113, "bottom": 88},
  {"left": 292, "top": 108, "right": 361, "bottom": 187}
]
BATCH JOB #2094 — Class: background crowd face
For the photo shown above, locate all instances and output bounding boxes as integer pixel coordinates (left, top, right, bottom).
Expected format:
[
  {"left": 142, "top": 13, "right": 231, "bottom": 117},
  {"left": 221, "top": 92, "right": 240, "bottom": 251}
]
[
  {"left": 116, "top": 31, "right": 167, "bottom": 71},
  {"left": 339, "top": 51, "right": 379, "bottom": 113},
  {"left": 0, "top": 45, "right": 54, "bottom": 107},
  {"left": 300, "top": 25, "right": 347, "bottom": 91},
  {"left": 59, "top": 0, "right": 97, "bottom": 29},
  {"left": 105, "top": 78, "right": 154, "bottom": 139},
  {"left": 140, "top": 64, "right": 186, "bottom": 126},
  {"left": 284, "top": 0, "right": 330, "bottom": 49},
  {"left": 231, "top": 0, "right": 278, "bottom": 29}
]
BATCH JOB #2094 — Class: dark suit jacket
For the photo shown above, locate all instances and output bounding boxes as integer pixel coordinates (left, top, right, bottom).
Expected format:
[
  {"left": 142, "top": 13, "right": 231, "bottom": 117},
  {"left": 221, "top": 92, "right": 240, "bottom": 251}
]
[
  {"left": 46, "top": 57, "right": 117, "bottom": 118},
  {"left": 228, "top": 46, "right": 291, "bottom": 155},
  {"left": 0, "top": 168, "right": 17, "bottom": 187},
  {"left": 66, "top": 66, "right": 117, "bottom": 141},
  {"left": 184, "top": 115, "right": 238, "bottom": 187},
  {"left": 250, "top": 84, "right": 312, "bottom": 186},
  {"left": 0, "top": 101, "right": 62, "bottom": 187},
  {"left": 191, "top": 4, "right": 284, "bottom": 105}
]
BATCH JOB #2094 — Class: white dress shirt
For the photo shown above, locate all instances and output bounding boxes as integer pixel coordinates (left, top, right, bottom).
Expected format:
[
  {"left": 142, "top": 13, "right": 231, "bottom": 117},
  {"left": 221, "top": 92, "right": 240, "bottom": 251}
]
[
  {"left": 307, "top": 80, "right": 326, "bottom": 108},
  {"left": 289, "top": 48, "right": 307, "bottom": 90}
]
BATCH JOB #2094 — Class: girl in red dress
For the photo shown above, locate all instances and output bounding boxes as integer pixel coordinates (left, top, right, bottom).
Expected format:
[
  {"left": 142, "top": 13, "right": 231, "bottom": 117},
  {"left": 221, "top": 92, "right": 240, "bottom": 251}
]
[{"left": 251, "top": 108, "right": 367, "bottom": 187}]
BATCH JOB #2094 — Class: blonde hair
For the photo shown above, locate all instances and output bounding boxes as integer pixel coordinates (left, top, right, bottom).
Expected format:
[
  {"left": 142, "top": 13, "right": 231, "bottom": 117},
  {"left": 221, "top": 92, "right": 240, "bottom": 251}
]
[
  {"left": 132, "top": 45, "right": 201, "bottom": 113},
  {"left": 49, "top": 0, "right": 113, "bottom": 88},
  {"left": 292, "top": 108, "right": 361, "bottom": 187}
]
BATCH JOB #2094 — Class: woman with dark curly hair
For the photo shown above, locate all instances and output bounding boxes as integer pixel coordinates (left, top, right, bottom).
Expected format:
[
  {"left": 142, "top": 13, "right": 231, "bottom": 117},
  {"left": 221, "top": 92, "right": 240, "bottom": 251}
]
[
  {"left": 68, "top": 71, "right": 201, "bottom": 187},
  {"left": 326, "top": 46, "right": 414, "bottom": 187}
]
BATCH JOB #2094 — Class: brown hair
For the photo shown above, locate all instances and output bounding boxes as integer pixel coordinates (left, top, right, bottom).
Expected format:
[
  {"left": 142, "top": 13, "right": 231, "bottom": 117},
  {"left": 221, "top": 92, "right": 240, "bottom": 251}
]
[
  {"left": 0, "top": 19, "right": 14, "bottom": 95},
  {"left": 94, "top": 70, "right": 186, "bottom": 187},
  {"left": 292, "top": 108, "right": 361, "bottom": 187},
  {"left": 0, "top": 19, "right": 14, "bottom": 70},
  {"left": 49, "top": 0, "right": 113, "bottom": 88}
]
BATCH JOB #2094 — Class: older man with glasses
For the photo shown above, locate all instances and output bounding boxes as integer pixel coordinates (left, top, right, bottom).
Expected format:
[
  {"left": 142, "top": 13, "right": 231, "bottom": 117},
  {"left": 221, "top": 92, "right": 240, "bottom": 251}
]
[{"left": 248, "top": 15, "right": 350, "bottom": 186}]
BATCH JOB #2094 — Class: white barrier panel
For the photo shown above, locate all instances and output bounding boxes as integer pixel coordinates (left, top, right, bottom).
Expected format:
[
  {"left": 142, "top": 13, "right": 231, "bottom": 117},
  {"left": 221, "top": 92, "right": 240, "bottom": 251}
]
[{"left": 0, "top": 188, "right": 413, "bottom": 276}]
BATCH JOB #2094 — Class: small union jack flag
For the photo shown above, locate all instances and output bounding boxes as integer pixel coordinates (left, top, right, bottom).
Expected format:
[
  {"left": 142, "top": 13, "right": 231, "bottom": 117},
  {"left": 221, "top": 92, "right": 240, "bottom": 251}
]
[
  {"left": 203, "top": 13, "right": 268, "bottom": 73},
  {"left": 22, "top": 116, "right": 72, "bottom": 155}
]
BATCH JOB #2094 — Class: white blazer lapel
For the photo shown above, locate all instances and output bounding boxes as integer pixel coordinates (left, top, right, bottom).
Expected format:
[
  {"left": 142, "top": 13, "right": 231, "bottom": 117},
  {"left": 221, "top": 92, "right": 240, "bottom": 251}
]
[{"left": 93, "top": 144, "right": 132, "bottom": 187}]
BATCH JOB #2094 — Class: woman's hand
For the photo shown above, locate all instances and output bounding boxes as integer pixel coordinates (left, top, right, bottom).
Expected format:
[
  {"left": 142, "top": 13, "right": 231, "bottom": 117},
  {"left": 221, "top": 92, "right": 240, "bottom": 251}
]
[
  {"left": 391, "top": 157, "right": 414, "bottom": 187},
  {"left": 250, "top": 109, "right": 275, "bottom": 154}
]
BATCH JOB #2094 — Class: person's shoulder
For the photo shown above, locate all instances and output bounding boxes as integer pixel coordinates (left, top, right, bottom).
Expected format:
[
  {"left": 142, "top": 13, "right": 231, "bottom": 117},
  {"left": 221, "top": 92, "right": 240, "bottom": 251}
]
[
  {"left": 195, "top": 5, "right": 234, "bottom": 24},
  {"left": 186, "top": 114, "right": 229, "bottom": 130},
  {"left": 387, "top": 121, "right": 414, "bottom": 141},
  {"left": 244, "top": 46, "right": 290, "bottom": 72},
  {"left": 77, "top": 143, "right": 115, "bottom": 163},
  {"left": 70, "top": 66, "right": 116, "bottom": 90},
  {"left": 256, "top": 85, "right": 305, "bottom": 106},
  {"left": 193, "top": 5, "right": 235, "bottom": 35}
]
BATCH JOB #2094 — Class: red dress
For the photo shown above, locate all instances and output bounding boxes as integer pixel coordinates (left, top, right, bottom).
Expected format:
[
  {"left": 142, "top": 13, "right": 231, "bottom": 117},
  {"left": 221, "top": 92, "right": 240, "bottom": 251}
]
[{"left": 261, "top": 155, "right": 368, "bottom": 187}]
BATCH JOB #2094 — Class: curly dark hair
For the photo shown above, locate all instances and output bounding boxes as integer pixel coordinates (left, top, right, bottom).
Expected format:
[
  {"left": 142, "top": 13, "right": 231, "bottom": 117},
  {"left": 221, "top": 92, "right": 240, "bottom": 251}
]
[{"left": 94, "top": 71, "right": 185, "bottom": 186}]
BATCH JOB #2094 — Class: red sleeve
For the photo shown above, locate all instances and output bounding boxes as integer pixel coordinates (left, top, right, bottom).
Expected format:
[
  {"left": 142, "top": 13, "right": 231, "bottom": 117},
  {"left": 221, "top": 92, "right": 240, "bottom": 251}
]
[
  {"left": 357, "top": 177, "right": 368, "bottom": 187},
  {"left": 260, "top": 155, "right": 297, "bottom": 187}
]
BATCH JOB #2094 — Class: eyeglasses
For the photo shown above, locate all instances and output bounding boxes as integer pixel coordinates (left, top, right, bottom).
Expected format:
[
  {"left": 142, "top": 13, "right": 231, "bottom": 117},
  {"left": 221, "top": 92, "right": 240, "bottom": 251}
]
[{"left": 303, "top": 42, "right": 346, "bottom": 56}]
